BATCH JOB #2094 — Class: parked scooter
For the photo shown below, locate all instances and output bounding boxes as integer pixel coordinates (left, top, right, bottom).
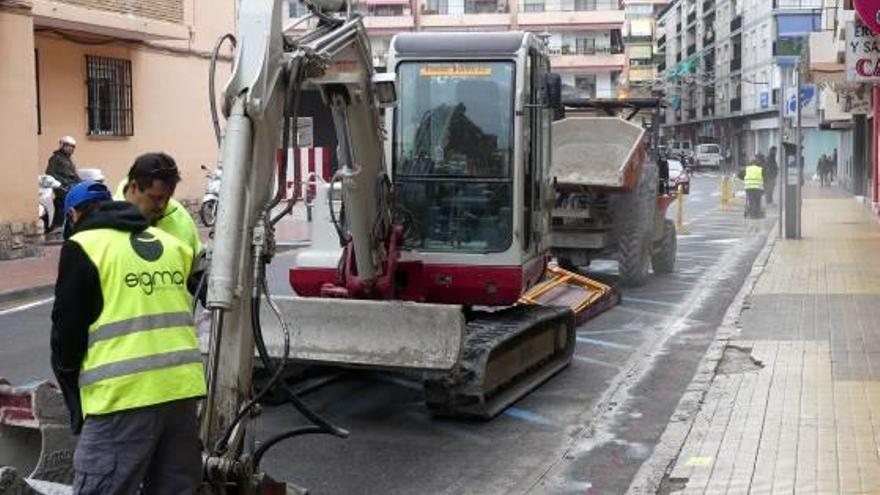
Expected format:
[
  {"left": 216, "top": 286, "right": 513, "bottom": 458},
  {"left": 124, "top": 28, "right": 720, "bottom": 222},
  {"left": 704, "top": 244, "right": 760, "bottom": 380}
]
[
  {"left": 38, "top": 174, "right": 63, "bottom": 232},
  {"left": 199, "top": 164, "right": 221, "bottom": 227}
]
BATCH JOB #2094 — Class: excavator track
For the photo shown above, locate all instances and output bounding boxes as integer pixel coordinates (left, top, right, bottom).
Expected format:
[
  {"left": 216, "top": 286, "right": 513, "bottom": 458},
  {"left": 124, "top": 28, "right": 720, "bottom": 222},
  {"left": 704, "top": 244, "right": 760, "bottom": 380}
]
[{"left": 423, "top": 305, "right": 575, "bottom": 419}]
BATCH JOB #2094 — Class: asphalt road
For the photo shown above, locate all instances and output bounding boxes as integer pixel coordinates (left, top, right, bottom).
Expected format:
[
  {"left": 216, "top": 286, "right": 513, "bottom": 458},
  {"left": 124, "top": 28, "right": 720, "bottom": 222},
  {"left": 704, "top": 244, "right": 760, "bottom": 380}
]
[{"left": 0, "top": 173, "right": 770, "bottom": 494}]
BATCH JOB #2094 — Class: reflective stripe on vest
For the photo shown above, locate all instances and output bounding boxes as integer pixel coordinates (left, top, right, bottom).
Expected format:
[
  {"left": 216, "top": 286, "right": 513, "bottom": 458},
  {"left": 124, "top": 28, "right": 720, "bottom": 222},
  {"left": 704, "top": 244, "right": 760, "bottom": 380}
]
[
  {"left": 744, "top": 165, "right": 764, "bottom": 190},
  {"left": 71, "top": 227, "right": 205, "bottom": 416},
  {"left": 87, "top": 311, "right": 194, "bottom": 348}
]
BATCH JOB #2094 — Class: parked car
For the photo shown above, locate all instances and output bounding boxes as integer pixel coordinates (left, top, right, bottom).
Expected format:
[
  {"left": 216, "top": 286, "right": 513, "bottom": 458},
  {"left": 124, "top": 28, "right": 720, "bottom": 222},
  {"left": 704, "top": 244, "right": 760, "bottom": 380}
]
[
  {"left": 695, "top": 143, "right": 723, "bottom": 170},
  {"left": 667, "top": 158, "right": 690, "bottom": 194}
]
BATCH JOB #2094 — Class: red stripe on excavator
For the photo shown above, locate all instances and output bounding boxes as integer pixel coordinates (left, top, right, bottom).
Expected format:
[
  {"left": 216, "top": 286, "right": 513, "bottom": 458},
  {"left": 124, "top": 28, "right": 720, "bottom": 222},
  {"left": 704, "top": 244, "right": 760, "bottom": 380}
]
[{"left": 290, "top": 258, "right": 545, "bottom": 307}]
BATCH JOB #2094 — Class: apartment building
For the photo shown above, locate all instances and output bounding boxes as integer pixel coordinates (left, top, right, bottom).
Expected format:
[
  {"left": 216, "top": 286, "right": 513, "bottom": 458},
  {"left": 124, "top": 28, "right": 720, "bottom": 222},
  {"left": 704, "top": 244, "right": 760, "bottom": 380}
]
[
  {"left": 623, "top": 0, "right": 669, "bottom": 97},
  {"left": 0, "top": 0, "right": 235, "bottom": 259},
  {"left": 286, "top": 0, "right": 626, "bottom": 99},
  {"left": 657, "top": 0, "right": 829, "bottom": 168}
]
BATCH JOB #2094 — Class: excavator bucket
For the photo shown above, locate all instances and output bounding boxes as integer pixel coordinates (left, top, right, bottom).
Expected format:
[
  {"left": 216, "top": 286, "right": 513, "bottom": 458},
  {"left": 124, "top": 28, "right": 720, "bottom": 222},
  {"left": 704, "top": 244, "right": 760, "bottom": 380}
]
[
  {"left": 518, "top": 265, "right": 621, "bottom": 325},
  {"left": 0, "top": 379, "right": 76, "bottom": 487}
]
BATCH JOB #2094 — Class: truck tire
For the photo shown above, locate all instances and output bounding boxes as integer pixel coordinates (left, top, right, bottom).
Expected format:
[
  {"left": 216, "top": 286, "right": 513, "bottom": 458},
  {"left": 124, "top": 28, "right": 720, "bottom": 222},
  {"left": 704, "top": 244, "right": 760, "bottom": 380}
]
[
  {"left": 652, "top": 219, "right": 676, "bottom": 274},
  {"left": 616, "top": 163, "right": 658, "bottom": 287}
]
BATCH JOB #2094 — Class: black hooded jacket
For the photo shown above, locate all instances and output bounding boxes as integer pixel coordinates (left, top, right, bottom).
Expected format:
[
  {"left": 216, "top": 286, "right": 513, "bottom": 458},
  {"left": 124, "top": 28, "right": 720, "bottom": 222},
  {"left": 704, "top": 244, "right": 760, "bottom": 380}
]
[
  {"left": 50, "top": 201, "right": 149, "bottom": 433},
  {"left": 46, "top": 150, "right": 81, "bottom": 188}
]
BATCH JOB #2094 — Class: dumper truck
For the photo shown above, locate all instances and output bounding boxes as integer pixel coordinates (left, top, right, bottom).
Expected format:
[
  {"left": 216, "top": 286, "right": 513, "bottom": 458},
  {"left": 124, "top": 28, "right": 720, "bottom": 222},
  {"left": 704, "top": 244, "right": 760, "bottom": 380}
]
[{"left": 550, "top": 99, "right": 677, "bottom": 286}]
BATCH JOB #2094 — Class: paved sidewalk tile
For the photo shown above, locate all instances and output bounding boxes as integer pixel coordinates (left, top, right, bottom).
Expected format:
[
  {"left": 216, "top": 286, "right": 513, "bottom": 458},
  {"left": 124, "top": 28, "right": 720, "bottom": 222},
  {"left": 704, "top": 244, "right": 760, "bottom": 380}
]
[
  {"left": 0, "top": 245, "right": 59, "bottom": 296},
  {"left": 665, "top": 186, "right": 880, "bottom": 494}
]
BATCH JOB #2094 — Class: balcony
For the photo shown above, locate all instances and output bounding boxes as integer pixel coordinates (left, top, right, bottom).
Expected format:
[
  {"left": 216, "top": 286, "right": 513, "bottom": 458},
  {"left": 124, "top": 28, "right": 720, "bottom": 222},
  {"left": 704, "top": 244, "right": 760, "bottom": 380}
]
[
  {"left": 628, "top": 65, "right": 655, "bottom": 82},
  {"left": 730, "top": 57, "right": 741, "bottom": 71},
  {"left": 730, "top": 97, "right": 742, "bottom": 112},
  {"left": 31, "top": 0, "right": 189, "bottom": 40},
  {"left": 516, "top": 0, "right": 624, "bottom": 29},
  {"left": 421, "top": 0, "right": 510, "bottom": 29},
  {"left": 549, "top": 51, "right": 626, "bottom": 72},
  {"left": 363, "top": 14, "right": 416, "bottom": 32},
  {"left": 625, "top": 34, "right": 654, "bottom": 43},
  {"left": 730, "top": 15, "right": 742, "bottom": 32}
]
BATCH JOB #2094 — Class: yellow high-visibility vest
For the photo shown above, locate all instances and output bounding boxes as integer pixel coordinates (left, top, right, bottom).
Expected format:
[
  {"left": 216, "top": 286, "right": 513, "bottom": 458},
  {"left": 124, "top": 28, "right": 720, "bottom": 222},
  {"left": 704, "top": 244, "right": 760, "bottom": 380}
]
[
  {"left": 744, "top": 165, "right": 764, "bottom": 190},
  {"left": 114, "top": 181, "right": 203, "bottom": 256},
  {"left": 71, "top": 227, "right": 205, "bottom": 416}
]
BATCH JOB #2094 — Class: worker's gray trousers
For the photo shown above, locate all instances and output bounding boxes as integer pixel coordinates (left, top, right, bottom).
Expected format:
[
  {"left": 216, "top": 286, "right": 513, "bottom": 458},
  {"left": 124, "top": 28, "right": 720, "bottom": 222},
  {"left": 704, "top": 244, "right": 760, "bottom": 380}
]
[{"left": 72, "top": 398, "right": 201, "bottom": 495}]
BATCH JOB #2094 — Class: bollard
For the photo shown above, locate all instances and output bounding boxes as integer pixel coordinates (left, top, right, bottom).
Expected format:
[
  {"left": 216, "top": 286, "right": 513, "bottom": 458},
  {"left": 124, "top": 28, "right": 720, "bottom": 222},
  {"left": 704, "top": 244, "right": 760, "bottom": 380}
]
[
  {"left": 675, "top": 184, "right": 690, "bottom": 234},
  {"left": 720, "top": 176, "right": 732, "bottom": 211}
]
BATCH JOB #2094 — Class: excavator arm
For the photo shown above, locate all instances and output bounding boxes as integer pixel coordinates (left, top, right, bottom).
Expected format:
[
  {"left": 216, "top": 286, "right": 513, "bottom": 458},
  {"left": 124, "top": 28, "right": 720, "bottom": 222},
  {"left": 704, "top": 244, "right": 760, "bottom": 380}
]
[{"left": 201, "top": 0, "right": 393, "bottom": 486}]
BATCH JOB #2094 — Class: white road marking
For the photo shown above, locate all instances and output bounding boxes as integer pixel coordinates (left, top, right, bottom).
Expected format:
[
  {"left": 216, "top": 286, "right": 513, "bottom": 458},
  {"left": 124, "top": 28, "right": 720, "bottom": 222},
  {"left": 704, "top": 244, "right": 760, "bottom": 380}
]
[{"left": 0, "top": 297, "right": 54, "bottom": 317}]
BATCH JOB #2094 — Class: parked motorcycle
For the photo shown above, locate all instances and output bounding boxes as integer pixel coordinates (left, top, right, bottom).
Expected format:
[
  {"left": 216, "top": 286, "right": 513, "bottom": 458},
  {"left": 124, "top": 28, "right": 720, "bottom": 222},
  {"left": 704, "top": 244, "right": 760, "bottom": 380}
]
[
  {"left": 199, "top": 164, "right": 221, "bottom": 227},
  {"left": 38, "top": 174, "right": 63, "bottom": 232}
]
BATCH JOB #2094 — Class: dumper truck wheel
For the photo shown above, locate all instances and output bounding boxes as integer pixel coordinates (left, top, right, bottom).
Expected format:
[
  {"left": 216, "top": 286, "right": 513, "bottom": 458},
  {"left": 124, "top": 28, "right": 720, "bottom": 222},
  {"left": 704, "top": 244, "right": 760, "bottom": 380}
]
[
  {"left": 616, "top": 164, "right": 657, "bottom": 287},
  {"left": 652, "top": 219, "right": 676, "bottom": 274}
]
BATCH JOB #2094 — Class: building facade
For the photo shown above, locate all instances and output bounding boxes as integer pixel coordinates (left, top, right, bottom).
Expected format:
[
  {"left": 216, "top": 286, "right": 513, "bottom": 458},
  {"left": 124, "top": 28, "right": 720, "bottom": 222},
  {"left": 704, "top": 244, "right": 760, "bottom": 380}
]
[
  {"left": 287, "top": 0, "right": 626, "bottom": 99},
  {"left": 623, "top": 0, "right": 669, "bottom": 97},
  {"left": 657, "top": 0, "right": 829, "bottom": 170},
  {"left": 0, "top": 0, "right": 234, "bottom": 258}
]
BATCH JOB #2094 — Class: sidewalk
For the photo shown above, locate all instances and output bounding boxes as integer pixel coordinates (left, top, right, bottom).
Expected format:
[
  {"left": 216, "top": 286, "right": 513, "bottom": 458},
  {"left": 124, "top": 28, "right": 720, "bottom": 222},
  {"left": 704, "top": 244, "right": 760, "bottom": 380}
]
[{"left": 658, "top": 184, "right": 880, "bottom": 494}]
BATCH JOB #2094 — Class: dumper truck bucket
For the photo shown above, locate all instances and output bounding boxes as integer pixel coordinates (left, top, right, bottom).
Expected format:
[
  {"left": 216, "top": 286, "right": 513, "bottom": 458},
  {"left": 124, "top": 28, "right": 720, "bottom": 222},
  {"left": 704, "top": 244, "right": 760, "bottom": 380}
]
[
  {"left": 551, "top": 116, "right": 647, "bottom": 189},
  {"left": 0, "top": 379, "right": 75, "bottom": 485}
]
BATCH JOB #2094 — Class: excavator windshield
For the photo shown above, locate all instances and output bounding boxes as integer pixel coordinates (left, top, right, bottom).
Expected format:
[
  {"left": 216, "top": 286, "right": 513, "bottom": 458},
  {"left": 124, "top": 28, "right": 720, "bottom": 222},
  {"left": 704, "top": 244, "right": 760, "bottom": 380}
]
[{"left": 393, "top": 61, "right": 515, "bottom": 253}]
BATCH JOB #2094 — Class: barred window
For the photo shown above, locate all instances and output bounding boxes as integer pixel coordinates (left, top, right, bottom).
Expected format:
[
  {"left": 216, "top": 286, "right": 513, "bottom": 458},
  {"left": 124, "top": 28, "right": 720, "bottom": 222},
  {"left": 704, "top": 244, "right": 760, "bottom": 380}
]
[{"left": 85, "top": 56, "right": 133, "bottom": 137}]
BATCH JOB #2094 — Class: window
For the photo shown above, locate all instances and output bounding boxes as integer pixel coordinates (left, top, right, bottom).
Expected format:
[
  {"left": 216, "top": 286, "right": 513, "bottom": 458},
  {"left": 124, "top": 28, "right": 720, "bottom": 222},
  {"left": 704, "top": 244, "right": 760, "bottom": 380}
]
[
  {"left": 393, "top": 61, "right": 516, "bottom": 253},
  {"left": 85, "top": 56, "right": 133, "bottom": 137},
  {"left": 523, "top": 0, "right": 545, "bottom": 12},
  {"left": 574, "top": 0, "right": 597, "bottom": 11},
  {"left": 575, "top": 37, "right": 597, "bottom": 54}
]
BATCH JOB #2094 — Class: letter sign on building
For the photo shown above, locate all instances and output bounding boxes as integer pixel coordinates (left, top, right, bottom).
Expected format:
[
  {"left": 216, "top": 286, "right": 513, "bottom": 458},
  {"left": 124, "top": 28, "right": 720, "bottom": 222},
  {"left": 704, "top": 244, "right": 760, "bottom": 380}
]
[{"left": 846, "top": 19, "right": 880, "bottom": 82}]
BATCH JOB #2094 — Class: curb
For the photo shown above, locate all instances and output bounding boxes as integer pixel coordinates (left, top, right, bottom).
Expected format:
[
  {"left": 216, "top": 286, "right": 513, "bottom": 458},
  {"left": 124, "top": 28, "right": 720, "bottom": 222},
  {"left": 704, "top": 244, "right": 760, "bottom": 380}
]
[
  {"left": 626, "top": 217, "right": 779, "bottom": 495},
  {"left": 0, "top": 284, "right": 55, "bottom": 306}
]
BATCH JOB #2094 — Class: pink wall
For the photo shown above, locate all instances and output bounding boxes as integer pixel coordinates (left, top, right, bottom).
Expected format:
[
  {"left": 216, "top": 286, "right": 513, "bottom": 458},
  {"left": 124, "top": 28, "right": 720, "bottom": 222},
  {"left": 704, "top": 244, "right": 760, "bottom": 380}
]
[
  {"left": 34, "top": 33, "right": 231, "bottom": 200},
  {"left": 0, "top": 9, "right": 39, "bottom": 223}
]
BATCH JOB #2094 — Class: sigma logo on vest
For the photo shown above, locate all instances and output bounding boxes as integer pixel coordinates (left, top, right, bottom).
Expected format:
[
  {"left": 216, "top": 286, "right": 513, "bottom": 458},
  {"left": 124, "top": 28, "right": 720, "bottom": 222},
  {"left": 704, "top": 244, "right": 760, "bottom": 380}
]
[
  {"left": 125, "top": 270, "right": 185, "bottom": 295},
  {"left": 125, "top": 231, "right": 184, "bottom": 294},
  {"left": 130, "top": 231, "right": 164, "bottom": 261}
]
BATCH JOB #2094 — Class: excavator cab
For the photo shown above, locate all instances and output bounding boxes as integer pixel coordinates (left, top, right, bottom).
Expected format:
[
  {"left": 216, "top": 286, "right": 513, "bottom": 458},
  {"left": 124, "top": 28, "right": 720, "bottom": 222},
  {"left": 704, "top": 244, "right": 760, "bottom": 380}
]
[{"left": 386, "top": 32, "right": 557, "bottom": 305}]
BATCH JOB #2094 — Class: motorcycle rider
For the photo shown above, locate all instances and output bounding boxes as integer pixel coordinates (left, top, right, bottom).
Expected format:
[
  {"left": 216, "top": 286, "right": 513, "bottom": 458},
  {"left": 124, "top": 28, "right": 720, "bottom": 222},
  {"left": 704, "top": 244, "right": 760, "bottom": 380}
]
[{"left": 45, "top": 136, "right": 81, "bottom": 229}]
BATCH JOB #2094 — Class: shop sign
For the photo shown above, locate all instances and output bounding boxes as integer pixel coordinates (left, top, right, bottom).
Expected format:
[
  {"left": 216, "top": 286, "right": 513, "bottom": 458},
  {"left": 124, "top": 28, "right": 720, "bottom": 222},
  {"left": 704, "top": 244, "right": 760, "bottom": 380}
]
[{"left": 846, "top": 20, "right": 880, "bottom": 81}]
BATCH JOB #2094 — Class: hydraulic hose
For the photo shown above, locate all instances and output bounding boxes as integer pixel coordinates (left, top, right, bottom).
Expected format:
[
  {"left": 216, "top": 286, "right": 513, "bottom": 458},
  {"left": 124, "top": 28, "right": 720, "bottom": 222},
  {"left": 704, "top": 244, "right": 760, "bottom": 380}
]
[
  {"left": 253, "top": 426, "right": 325, "bottom": 471},
  {"left": 249, "top": 277, "right": 349, "bottom": 438},
  {"left": 209, "top": 33, "right": 237, "bottom": 147}
]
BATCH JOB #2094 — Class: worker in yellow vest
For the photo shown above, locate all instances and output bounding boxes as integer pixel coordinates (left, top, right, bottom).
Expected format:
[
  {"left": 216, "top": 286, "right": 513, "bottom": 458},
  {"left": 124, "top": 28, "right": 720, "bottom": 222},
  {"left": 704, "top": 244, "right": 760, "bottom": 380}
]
[
  {"left": 743, "top": 158, "right": 765, "bottom": 218},
  {"left": 50, "top": 180, "right": 205, "bottom": 493},
  {"left": 114, "top": 152, "right": 202, "bottom": 258}
]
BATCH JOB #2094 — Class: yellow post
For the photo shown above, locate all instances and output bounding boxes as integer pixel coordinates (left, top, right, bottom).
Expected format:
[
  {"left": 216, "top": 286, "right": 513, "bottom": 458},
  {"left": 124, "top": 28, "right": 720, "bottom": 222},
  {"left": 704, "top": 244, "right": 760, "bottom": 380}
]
[
  {"left": 676, "top": 184, "right": 690, "bottom": 234},
  {"left": 720, "top": 176, "right": 732, "bottom": 211}
]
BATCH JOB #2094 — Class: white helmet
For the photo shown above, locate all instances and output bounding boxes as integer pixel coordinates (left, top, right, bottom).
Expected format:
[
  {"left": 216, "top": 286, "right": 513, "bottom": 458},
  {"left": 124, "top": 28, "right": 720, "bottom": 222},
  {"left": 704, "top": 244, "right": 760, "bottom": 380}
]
[{"left": 59, "top": 136, "right": 76, "bottom": 146}]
